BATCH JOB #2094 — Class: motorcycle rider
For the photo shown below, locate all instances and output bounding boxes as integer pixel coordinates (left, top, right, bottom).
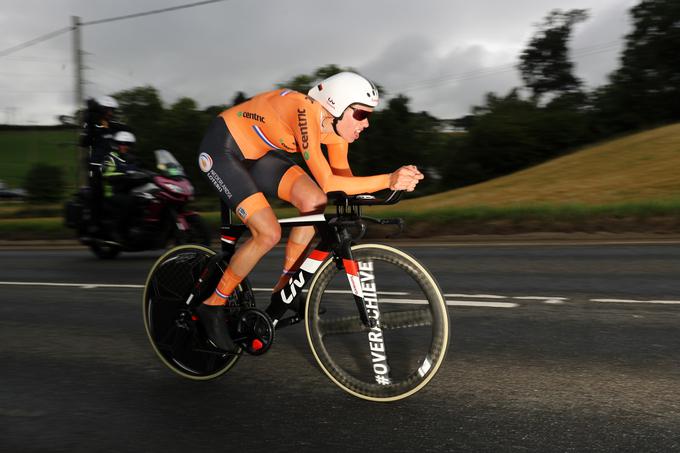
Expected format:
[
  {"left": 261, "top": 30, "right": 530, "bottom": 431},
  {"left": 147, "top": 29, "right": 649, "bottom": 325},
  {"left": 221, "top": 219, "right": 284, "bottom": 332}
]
[
  {"left": 101, "top": 131, "right": 143, "bottom": 242},
  {"left": 80, "top": 95, "right": 128, "bottom": 234}
]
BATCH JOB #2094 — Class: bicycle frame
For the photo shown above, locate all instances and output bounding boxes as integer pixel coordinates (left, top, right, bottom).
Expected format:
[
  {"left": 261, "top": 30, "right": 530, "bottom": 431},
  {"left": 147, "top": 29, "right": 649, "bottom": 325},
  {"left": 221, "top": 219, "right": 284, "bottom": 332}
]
[
  {"left": 214, "top": 192, "right": 404, "bottom": 329},
  {"left": 143, "top": 189, "right": 450, "bottom": 399}
]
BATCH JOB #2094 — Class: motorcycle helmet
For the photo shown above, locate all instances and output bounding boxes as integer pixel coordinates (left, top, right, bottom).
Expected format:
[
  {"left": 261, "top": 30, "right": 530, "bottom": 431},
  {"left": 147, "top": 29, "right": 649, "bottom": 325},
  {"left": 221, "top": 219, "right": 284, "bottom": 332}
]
[
  {"left": 113, "top": 131, "right": 135, "bottom": 152},
  {"left": 113, "top": 131, "right": 135, "bottom": 144},
  {"left": 96, "top": 95, "right": 119, "bottom": 110}
]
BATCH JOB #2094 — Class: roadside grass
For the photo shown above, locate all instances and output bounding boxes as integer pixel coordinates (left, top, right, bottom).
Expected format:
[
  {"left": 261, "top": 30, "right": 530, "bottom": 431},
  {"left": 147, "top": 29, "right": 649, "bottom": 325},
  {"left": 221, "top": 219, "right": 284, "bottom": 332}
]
[
  {"left": 1, "top": 123, "right": 680, "bottom": 238},
  {"left": 377, "top": 199, "right": 680, "bottom": 222},
  {"left": 0, "top": 217, "right": 73, "bottom": 239},
  {"left": 0, "top": 129, "right": 81, "bottom": 190},
  {"left": 1, "top": 199, "right": 679, "bottom": 240},
  {"left": 393, "top": 123, "right": 680, "bottom": 210}
]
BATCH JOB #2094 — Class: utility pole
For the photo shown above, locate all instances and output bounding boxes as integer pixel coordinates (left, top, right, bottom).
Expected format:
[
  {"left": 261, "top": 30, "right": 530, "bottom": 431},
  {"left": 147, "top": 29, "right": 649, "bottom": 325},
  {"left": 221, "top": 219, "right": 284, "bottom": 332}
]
[
  {"left": 72, "top": 16, "right": 84, "bottom": 115},
  {"left": 72, "top": 16, "right": 85, "bottom": 186}
]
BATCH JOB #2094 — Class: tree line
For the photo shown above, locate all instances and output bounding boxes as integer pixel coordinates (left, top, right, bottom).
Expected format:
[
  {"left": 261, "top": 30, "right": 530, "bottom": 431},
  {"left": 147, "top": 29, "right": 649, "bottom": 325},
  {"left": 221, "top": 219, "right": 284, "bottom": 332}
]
[{"left": 106, "top": 0, "right": 678, "bottom": 198}]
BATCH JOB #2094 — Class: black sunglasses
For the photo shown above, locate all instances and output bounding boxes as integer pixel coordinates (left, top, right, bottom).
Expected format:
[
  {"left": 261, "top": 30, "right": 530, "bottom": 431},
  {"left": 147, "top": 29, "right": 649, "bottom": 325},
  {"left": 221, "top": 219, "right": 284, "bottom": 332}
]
[{"left": 349, "top": 106, "right": 372, "bottom": 121}]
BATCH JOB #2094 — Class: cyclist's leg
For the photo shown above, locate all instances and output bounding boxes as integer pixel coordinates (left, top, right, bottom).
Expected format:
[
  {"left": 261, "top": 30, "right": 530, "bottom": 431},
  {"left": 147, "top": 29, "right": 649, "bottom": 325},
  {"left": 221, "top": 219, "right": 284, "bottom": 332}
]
[
  {"left": 273, "top": 171, "right": 327, "bottom": 292},
  {"left": 218, "top": 205, "right": 281, "bottom": 283},
  {"left": 248, "top": 152, "right": 327, "bottom": 292},
  {"left": 197, "top": 118, "right": 281, "bottom": 350},
  {"left": 199, "top": 201, "right": 279, "bottom": 351}
]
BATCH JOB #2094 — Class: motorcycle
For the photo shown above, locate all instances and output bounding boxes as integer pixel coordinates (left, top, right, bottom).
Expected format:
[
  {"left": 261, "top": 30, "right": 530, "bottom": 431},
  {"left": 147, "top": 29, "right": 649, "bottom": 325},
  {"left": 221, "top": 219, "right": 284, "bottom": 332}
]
[{"left": 65, "top": 149, "right": 211, "bottom": 259}]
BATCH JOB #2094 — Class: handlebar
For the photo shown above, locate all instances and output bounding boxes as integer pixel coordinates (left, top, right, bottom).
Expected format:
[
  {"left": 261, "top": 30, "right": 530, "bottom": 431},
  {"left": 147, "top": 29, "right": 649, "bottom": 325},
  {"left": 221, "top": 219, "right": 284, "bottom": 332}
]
[
  {"left": 327, "top": 191, "right": 405, "bottom": 240},
  {"left": 327, "top": 190, "right": 404, "bottom": 207}
]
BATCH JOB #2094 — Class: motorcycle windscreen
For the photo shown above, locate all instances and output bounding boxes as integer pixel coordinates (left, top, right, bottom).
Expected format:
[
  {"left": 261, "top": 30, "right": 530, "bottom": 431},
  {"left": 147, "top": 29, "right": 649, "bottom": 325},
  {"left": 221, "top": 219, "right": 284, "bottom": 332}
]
[{"left": 154, "top": 149, "right": 186, "bottom": 177}]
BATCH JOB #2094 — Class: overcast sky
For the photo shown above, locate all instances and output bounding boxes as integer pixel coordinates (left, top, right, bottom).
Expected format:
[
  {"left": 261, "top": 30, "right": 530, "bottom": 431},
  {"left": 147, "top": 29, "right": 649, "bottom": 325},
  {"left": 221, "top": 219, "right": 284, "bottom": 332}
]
[{"left": 1, "top": 0, "right": 636, "bottom": 125}]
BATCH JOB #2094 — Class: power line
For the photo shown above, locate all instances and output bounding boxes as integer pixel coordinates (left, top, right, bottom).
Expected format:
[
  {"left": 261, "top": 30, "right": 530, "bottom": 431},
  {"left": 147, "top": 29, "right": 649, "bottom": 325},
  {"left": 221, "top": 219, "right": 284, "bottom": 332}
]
[
  {"left": 3, "top": 55, "right": 69, "bottom": 63},
  {"left": 81, "top": 0, "right": 230, "bottom": 26},
  {"left": 0, "top": 72, "right": 71, "bottom": 77},
  {"left": 4, "top": 90, "right": 73, "bottom": 94},
  {"left": 85, "top": 61, "right": 185, "bottom": 100},
  {"left": 0, "top": 0, "right": 231, "bottom": 59},
  {"left": 0, "top": 26, "right": 72, "bottom": 58}
]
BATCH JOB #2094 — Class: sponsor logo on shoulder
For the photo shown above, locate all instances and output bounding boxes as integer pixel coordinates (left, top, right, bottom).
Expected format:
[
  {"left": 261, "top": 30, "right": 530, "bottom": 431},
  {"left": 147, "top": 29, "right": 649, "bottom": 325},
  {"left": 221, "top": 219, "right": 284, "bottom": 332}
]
[
  {"left": 297, "top": 109, "right": 308, "bottom": 150},
  {"left": 237, "top": 111, "right": 265, "bottom": 123},
  {"left": 237, "top": 206, "right": 247, "bottom": 220},
  {"left": 279, "top": 138, "right": 295, "bottom": 151},
  {"left": 198, "top": 153, "right": 213, "bottom": 172}
]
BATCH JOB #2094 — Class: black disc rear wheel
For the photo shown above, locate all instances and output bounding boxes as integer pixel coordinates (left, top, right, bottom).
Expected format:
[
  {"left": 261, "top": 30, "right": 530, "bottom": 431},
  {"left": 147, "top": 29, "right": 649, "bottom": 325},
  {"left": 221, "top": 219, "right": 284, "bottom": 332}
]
[{"left": 143, "top": 245, "right": 252, "bottom": 380}]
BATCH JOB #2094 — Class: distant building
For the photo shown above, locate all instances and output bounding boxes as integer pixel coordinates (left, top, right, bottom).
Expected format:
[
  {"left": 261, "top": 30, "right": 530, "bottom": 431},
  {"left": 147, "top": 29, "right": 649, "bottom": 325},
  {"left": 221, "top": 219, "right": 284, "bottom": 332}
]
[
  {"left": 436, "top": 115, "right": 474, "bottom": 133},
  {"left": 0, "top": 180, "right": 27, "bottom": 199}
]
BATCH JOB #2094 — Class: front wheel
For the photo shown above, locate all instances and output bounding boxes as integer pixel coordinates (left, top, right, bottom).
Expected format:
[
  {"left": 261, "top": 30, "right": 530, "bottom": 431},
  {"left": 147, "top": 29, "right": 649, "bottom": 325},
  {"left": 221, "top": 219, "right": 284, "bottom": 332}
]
[{"left": 305, "top": 244, "right": 449, "bottom": 402}]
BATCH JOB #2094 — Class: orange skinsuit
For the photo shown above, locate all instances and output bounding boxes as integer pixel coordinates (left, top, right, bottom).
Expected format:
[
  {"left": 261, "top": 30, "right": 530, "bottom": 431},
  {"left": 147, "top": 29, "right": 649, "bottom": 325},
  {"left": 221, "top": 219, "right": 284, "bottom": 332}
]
[
  {"left": 204, "top": 88, "right": 390, "bottom": 313},
  {"left": 220, "top": 89, "right": 391, "bottom": 194}
]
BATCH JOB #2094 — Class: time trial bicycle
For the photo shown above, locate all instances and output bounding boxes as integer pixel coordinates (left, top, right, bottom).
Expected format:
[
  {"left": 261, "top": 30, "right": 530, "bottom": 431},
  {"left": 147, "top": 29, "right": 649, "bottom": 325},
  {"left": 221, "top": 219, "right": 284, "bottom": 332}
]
[{"left": 142, "top": 190, "right": 449, "bottom": 402}]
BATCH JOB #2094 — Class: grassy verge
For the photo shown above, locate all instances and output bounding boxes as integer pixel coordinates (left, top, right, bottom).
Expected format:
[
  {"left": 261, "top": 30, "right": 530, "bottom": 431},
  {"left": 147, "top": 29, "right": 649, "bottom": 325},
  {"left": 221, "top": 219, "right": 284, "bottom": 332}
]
[
  {"left": 0, "top": 129, "right": 80, "bottom": 190},
  {"left": 0, "top": 217, "right": 73, "bottom": 240},
  {"left": 372, "top": 199, "right": 680, "bottom": 222},
  {"left": 1, "top": 200, "right": 679, "bottom": 240},
  {"left": 377, "top": 200, "right": 680, "bottom": 236}
]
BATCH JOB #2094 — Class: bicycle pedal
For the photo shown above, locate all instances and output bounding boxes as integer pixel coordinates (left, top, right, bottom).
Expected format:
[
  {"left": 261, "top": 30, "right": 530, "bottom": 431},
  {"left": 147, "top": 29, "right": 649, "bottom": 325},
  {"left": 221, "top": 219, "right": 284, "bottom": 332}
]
[
  {"left": 250, "top": 338, "right": 264, "bottom": 352},
  {"left": 236, "top": 308, "right": 274, "bottom": 356}
]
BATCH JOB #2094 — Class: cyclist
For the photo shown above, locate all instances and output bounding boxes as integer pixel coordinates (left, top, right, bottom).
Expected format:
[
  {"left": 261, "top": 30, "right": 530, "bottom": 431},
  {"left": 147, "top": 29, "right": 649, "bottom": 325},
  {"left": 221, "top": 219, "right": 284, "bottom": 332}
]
[
  {"left": 197, "top": 71, "right": 423, "bottom": 351},
  {"left": 101, "top": 131, "right": 141, "bottom": 242}
]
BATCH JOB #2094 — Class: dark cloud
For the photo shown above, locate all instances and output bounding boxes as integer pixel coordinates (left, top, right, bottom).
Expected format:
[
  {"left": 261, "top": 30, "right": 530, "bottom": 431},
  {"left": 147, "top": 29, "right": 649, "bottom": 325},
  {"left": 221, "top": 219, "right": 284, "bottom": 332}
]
[{"left": 1, "top": 0, "right": 632, "bottom": 124}]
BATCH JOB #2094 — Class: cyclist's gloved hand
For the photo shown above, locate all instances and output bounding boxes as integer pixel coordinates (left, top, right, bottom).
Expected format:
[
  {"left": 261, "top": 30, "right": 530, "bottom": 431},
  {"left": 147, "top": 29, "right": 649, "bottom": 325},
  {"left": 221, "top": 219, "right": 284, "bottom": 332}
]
[{"left": 389, "top": 165, "right": 424, "bottom": 192}]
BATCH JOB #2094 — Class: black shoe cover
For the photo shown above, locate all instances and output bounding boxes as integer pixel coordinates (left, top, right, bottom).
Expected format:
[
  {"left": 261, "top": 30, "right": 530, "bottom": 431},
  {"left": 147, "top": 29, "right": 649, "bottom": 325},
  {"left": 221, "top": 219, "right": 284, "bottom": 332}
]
[{"left": 196, "top": 304, "right": 238, "bottom": 353}]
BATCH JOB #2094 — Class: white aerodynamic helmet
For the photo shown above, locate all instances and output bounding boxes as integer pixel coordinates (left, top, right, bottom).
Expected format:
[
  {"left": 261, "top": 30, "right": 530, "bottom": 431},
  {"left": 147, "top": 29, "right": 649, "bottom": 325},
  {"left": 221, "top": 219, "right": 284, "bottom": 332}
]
[
  {"left": 307, "top": 72, "right": 379, "bottom": 118},
  {"left": 113, "top": 131, "right": 136, "bottom": 144},
  {"left": 96, "top": 95, "right": 119, "bottom": 109}
]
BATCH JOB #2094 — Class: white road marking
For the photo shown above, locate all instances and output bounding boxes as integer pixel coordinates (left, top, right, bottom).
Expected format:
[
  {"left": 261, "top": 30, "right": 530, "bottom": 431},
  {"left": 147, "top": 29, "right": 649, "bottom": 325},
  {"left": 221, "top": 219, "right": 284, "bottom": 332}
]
[
  {"left": 0, "top": 281, "right": 143, "bottom": 289},
  {"left": 252, "top": 288, "right": 410, "bottom": 296},
  {"left": 1, "top": 281, "right": 678, "bottom": 307},
  {"left": 592, "top": 298, "right": 680, "bottom": 305},
  {"left": 447, "top": 301, "right": 519, "bottom": 308},
  {"left": 446, "top": 294, "right": 567, "bottom": 305},
  {"left": 444, "top": 294, "right": 507, "bottom": 299},
  {"left": 378, "top": 297, "right": 519, "bottom": 308},
  {"left": 512, "top": 296, "right": 567, "bottom": 300},
  {"left": 512, "top": 296, "right": 568, "bottom": 305}
]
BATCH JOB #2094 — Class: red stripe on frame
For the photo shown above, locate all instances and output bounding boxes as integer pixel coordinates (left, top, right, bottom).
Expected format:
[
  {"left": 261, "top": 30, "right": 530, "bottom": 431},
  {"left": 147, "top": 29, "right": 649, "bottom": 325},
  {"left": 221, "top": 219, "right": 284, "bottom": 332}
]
[
  {"left": 309, "top": 250, "right": 329, "bottom": 261},
  {"left": 343, "top": 259, "right": 359, "bottom": 276}
]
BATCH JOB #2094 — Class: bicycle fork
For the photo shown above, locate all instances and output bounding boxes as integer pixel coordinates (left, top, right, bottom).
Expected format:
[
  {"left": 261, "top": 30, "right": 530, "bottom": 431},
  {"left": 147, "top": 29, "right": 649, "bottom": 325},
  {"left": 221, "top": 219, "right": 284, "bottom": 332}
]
[
  {"left": 339, "top": 240, "right": 393, "bottom": 385},
  {"left": 273, "top": 235, "right": 393, "bottom": 385}
]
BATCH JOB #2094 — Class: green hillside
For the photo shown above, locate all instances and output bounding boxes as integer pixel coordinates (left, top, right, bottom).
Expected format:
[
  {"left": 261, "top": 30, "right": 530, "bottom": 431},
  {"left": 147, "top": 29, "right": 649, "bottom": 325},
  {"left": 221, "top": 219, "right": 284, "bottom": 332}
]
[
  {"left": 0, "top": 129, "right": 81, "bottom": 190},
  {"left": 1, "top": 123, "right": 680, "bottom": 238},
  {"left": 393, "top": 123, "right": 680, "bottom": 211}
]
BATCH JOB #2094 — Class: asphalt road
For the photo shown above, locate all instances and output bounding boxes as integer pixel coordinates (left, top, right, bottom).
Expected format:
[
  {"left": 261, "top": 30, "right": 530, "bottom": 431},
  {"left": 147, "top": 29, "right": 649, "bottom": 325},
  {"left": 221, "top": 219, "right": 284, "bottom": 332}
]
[{"left": 1, "top": 241, "right": 679, "bottom": 452}]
